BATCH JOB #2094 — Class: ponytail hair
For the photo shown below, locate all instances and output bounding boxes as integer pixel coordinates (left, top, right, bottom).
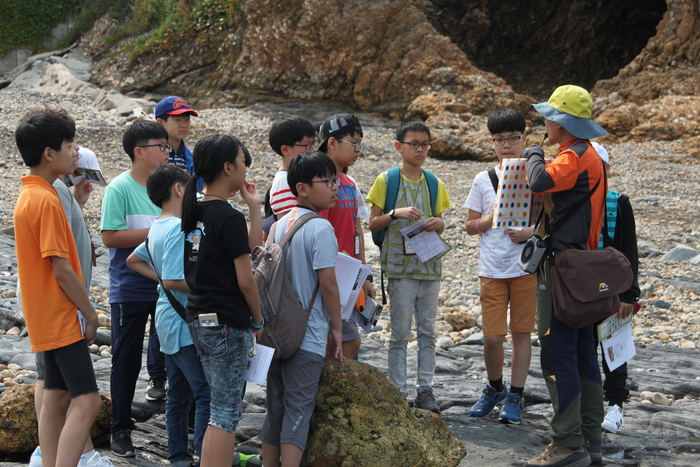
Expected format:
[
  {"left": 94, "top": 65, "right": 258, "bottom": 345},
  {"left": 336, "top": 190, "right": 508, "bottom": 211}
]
[{"left": 181, "top": 134, "right": 245, "bottom": 233}]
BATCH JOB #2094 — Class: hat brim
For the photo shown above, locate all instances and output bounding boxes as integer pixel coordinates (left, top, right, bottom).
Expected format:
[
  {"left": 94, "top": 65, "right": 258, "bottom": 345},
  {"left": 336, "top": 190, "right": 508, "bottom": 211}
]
[
  {"left": 166, "top": 109, "right": 199, "bottom": 117},
  {"left": 532, "top": 102, "right": 606, "bottom": 140}
]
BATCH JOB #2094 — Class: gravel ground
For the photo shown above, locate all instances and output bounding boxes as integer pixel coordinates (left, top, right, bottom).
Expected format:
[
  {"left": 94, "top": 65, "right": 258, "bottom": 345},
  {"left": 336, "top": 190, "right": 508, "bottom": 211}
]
[{"left": 1, "top": 89, "right": 699, "bottom": 351}]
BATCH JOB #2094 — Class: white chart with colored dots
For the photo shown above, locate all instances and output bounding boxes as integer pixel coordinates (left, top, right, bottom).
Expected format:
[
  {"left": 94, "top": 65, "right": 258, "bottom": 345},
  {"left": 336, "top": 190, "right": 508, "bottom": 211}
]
[{"left": 492, "top": 158, "right": 544, "bottom": 229}]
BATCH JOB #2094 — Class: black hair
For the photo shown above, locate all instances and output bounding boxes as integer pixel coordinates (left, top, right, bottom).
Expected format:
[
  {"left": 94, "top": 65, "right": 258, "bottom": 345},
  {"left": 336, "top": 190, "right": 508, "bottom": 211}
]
[
  {"left": 147, "top": 164, "right": 191, "bottom": 208},
  {"left": 122, "top": 120, "right": 169, "bottom": 161},
  {"left": 396, "top": 119, "right": 430, "bottom": 142},
  {"left": 268, "top": 116, "right": 315, "bottom": 156},
  {"left": 318, "top": 130, "right": 362, "bottom": 154},
  {"left": 15, "top": 109, "right": 76, "bottom": 167},
  {"left": 181, "top": 134, "right": 248, "bottom": 233},
  {"left": 287, "top": 150, "right": 336, "bottom": 197},
  {"left": 487, "top": 109, "right": 526, "bottom": 135}
]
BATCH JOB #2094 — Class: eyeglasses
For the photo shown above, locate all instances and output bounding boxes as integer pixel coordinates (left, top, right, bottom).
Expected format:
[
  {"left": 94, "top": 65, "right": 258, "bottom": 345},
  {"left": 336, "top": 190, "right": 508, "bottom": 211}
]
[
  {"left": 491, "top": 135, "right": 524, "bottom": 146},
  {"left": 310, "top": 177, "right": 340, "bottom": 188},
  {"left": 338, "top": 139, "right": 364, "bottom": 153},
  {"left": 400, "top": 141, "right": 432, "bottom": 151},
  {"left": 292, "top": 139, "right": 318, "bottom": 151},
  {"left": 139, "top": 143, "right": 173, "bottom": 153}
]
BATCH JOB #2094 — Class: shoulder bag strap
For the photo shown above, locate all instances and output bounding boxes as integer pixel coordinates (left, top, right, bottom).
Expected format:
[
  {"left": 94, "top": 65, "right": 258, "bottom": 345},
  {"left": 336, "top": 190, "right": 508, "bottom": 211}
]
[
  {"left": 487, "top": 167, "right": 499, "bottom": 193},
  {"left": 145, "top": 238, "right": 187, "bottom": 321}
]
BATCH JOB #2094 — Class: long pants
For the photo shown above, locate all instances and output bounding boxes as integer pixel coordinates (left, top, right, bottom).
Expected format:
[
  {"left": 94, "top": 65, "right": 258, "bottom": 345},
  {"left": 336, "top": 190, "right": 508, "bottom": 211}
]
[
  {"left": 387, "top": 278, "right": 440, "bottom": 397},
  {"left": 110, "top": 301, "right": 165, "bottom": 433},
  {"left": 538, "top": 260, "right": 603, "bottom": 448}
]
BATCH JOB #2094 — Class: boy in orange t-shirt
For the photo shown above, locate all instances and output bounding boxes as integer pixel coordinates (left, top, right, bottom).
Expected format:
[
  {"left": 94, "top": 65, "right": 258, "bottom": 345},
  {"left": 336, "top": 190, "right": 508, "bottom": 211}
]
[{"left": 14, "top": 109, "right": 102, "bottom": 467}]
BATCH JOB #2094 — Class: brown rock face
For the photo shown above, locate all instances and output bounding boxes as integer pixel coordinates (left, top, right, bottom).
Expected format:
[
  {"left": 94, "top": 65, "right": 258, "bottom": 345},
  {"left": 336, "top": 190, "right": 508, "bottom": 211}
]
[
  {"left": 0, "top": 384, "right": 112, "bottom": 454},
  {"left": 302, "top": 358, "right": 466, "bottom": 467},
  {"left": 593, "top": 0, "right": 700, "bottom": 148},
  {"left": 78, "top": 0, "right": 699, "bottom": 155}
]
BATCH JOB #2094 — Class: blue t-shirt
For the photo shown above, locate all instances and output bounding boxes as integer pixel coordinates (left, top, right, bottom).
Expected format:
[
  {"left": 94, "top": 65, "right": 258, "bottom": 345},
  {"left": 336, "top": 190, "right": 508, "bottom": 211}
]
[
  {"left": 100, "top": 171, "right": 160, "bottom": 303},
  {"left": 273, "top": 207, "right": 338, "bottom": 357},
  {"left": 134, "top": 217, "right": 191, "bottom": 355}
]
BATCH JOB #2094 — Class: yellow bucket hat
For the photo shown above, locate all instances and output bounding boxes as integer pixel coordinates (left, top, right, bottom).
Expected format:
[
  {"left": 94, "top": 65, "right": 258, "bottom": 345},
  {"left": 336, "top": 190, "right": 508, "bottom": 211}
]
[{"left": 532, "top": 85, "right": 607, "bottom": 139}]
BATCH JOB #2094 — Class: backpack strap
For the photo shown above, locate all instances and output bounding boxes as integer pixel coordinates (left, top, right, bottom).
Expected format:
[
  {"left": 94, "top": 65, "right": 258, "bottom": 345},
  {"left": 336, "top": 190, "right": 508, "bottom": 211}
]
[
  {"left": 275, "top": 212, "right": 319, "bottom": 248},
  {"left": 145, "top": 238, "right": 187, "bottom": 321},
  {"left": 269, "top": 212, "right": 321, "bottom": 311},
  {"left": 487, "top": 167, "right": 499, "bottom": 193},
  {"left": 422, "top": 169, "right": 439, "bottom": 217}
]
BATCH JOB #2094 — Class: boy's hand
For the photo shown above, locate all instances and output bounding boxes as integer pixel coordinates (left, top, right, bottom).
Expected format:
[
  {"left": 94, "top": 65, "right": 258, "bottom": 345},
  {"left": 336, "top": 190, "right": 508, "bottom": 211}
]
[
  {"left": 329, "top": 328, "right": 345, "bottom": 362},
  {"left": 618, "top": 302, "right": 635, "bottom": 319},
  {"left": 395, "top": 207, "right": 422, "bottom": 221},
  {"left": 505, "top": 227, "right": 533, "bottom": 243},
  {"left": 363, "top": 280, "right": 376, "bottom": 299},
  {"left": 84, "top": 312, "right": 98, "bottom": 346},
  {"left": 239, "top": 182, "right": 261, "bottom": 207},
  {"left": 73, "top": 179, "right": 93, "bottom": 209},
  {"left": 422, "top": 216, "right": 444, "bottom": 232}
]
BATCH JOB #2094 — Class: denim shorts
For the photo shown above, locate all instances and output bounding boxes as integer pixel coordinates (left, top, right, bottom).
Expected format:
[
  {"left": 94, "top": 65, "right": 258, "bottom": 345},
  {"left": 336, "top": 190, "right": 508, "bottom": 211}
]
[
  {"left": 188, "top": 321, "right": 252, "bottom": 433},
  {"left": 43, "top": 340, "right": 99, "bottom": 398}
]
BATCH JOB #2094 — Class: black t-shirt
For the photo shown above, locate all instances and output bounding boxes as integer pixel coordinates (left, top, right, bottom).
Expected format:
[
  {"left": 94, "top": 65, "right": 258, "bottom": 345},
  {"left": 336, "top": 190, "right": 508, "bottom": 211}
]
[{"left": 184, "top": 200, "right": 252, "bottom": 328}]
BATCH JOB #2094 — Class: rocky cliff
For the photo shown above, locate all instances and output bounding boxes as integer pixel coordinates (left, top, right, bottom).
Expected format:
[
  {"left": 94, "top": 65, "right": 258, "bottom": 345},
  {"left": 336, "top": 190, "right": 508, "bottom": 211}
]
[{"left": 76, "top": 0, "right": 699, "bottom": 158}]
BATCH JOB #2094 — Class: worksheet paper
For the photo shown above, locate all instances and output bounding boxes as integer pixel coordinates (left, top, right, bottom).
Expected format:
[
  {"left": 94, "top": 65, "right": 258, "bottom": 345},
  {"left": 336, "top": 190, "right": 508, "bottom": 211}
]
[
  {"left": 601, "top": 322, "right": 636, "bottom": 371},
  {"left": 399, "top": 220, "right": 450, "bottom": 263},
  {"left": 245, "top": 343, "right": 275, "bottom": 385}
]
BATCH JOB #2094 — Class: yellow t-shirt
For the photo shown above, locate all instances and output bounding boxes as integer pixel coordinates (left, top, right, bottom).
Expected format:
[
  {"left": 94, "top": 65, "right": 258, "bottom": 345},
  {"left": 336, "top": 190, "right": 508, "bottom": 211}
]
[
  {"left": 14, "top": 176, "right": 84, "bottom": 352},
  {"left": 367, "top": 170, "right": 451, "bottom": 279}
]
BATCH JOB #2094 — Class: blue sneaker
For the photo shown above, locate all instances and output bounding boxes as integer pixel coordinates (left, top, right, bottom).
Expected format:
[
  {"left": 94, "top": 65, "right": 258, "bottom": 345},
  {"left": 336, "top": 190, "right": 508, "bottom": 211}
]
[
  {"left": 469, "top": 384, "right": 507, "bottom": 417},
  {"left": 498, "top": 393, "right": 524, "bottom": 424}
]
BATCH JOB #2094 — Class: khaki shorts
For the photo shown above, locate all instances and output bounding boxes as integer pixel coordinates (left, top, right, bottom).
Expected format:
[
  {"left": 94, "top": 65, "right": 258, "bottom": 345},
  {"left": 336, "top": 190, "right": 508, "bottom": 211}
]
[{"left": 480, "top": 274, "right": 537, "bottom": 336}]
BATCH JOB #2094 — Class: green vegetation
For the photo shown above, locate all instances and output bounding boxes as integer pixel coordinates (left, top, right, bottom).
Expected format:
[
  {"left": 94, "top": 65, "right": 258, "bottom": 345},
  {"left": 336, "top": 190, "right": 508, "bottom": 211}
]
[
  {"left": 4, "top": 0, "right": 301, "bottom": 62},
  {"left": 107, "top": 0, "right": 244, "bottom": 61},
  {"left": 1, "top": 0, "right": 81, "bottom": 56}
]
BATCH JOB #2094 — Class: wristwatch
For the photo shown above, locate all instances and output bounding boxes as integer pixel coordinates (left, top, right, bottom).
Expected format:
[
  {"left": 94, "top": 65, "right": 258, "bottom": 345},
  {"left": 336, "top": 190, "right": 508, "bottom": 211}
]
[{"left": 389, "top": 209, "right": 397, "bottom": 220}]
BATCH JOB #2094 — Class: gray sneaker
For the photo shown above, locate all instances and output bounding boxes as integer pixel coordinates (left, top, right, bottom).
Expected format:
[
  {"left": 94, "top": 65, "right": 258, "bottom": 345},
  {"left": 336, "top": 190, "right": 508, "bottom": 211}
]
[
  {"left": 146, "top": 376, "right": 167, "bottom": 401},
  {"left": 414, "top": 389, "right": 441, "bottom": 413}
]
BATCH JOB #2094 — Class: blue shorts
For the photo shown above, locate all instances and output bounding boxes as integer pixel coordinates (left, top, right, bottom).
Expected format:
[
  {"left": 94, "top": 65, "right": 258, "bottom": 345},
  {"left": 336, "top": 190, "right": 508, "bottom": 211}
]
[{"left": 188, "top": 321, "right": 252, "bottom": 433}]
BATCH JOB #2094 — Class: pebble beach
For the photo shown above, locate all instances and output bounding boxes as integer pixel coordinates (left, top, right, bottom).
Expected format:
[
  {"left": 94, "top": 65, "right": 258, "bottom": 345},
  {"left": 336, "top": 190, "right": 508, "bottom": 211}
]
[{"left": 0, "top": 88, "right": 700, "bottom": 356}]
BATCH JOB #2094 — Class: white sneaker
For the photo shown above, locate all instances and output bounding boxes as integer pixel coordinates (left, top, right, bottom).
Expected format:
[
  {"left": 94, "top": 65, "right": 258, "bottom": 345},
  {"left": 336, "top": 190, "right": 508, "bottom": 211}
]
[
  {"left": 29, "top": 446, "right": 42, "bottom": 467},
  {"left": 602, "top": 404, "right": 624, "bottom": 433},
  {"left": 79, "top": 451, "right": 114, "bottom": 467}
]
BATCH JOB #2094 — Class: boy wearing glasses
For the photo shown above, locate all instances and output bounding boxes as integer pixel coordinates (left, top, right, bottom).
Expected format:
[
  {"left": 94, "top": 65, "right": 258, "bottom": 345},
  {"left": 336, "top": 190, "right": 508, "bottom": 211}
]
[
  {"left": 265, "top": 116, "right": 317, "bottom": 225},
  {"left": 367, "top": 119, "right": 451, "bottom": 413},
  {"left": 100, "top": 120, "right": 170, "bottom": 456},
  {"left": 318, "top": 113, "right": 376, "bottom": 360},
  {"left": 464, "top": 109, "right": 537, "bottom": 424}
]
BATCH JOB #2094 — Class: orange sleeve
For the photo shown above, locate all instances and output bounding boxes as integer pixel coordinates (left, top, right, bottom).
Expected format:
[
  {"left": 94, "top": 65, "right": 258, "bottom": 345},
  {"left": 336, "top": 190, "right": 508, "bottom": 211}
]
[{"left": 542, "top": 150, "right": 581, "bottom": 193}]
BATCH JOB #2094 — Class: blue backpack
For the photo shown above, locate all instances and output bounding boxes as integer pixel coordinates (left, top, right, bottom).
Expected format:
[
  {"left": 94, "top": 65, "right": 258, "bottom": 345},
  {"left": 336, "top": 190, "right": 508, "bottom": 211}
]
[{"left": 371, "top": 167, "right": 439, "bottom": 248}]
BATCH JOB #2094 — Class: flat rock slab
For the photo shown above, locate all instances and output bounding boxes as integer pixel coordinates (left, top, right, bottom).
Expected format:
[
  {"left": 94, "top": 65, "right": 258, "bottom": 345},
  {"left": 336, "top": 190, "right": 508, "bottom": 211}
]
[{"left": 3, "top": 334, "right": 700, "bottom": 466}]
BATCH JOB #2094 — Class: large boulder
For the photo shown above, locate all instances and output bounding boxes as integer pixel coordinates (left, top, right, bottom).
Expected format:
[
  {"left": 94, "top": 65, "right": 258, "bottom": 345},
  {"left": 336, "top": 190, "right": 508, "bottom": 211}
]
[
  {"left": 302, "top": 358, "right": 466, "bottom": 467},
  {"left": 0, "top": 384, "right": 112, "bottom": 453}
]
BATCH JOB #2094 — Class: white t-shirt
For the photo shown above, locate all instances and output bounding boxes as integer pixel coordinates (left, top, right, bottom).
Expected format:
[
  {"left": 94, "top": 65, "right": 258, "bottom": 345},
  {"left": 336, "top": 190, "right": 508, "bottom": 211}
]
[{"left": 464, "top": 167, "right": 529, "bottom": 279}]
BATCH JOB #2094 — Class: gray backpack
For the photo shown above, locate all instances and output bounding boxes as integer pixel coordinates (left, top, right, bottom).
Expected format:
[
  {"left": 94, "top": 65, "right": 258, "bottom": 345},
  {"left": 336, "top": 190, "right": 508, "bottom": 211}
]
[{"left": 252, "top": 213, "right": 320, "bottom": 360}]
